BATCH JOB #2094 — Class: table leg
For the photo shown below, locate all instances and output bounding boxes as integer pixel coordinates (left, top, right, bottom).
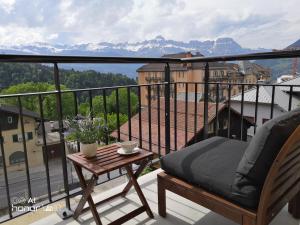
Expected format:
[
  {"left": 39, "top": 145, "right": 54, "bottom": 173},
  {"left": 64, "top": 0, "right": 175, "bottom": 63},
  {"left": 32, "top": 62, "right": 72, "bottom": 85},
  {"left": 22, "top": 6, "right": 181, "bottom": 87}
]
[
  {"left": 73, "top": 164, "right": 102, "bottom": 225},
  {"left": 73, "top": 175, "right": 97, "bottom": 218},
  {"left": 125, "top": 165, "right": 154, "bottom": 218},
  {"left": 122, "top": 160, "right": 148, "bottom": 197}
]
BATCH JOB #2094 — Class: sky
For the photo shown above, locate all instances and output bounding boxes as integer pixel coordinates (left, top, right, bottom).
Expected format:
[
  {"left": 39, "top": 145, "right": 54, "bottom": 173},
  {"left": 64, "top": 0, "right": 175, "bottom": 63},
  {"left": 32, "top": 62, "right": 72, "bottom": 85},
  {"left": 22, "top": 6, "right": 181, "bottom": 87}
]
[{"left": 0, "top": 0, "right": 299, "bottom": 49}]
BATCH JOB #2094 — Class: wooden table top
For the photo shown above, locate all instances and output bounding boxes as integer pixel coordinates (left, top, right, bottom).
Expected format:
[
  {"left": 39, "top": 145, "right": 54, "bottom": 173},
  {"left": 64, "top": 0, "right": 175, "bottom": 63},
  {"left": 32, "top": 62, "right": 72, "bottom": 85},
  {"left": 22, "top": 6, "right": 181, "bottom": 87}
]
[{"left": 67, "top": 144, "right": 153, "bottom": 176}]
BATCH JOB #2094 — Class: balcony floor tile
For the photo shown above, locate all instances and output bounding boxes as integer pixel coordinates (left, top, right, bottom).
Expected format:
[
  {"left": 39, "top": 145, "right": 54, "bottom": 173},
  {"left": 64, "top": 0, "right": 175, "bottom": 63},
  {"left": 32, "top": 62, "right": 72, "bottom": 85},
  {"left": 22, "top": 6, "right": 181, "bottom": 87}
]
[{"left": 30, "top": 169, "right": 299, "bottom": 225}]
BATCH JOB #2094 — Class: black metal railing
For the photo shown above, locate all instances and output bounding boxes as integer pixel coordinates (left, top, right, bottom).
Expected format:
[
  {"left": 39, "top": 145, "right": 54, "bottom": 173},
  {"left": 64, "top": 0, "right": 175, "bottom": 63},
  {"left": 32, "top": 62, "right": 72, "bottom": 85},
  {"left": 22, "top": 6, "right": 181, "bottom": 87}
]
[{"left": 0, "top": 50, "right": 299, "bottom": 222}]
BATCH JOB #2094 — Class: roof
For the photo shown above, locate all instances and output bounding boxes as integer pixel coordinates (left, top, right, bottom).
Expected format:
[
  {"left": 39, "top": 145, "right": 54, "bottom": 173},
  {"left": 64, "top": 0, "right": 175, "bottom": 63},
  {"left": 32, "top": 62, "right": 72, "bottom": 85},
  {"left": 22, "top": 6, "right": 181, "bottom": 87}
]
[
  {"left": 137, "top": 52, "right": 192, "bottom": 72},
  {"left": 111, "top": 99, "right": 252, "bottom": 155},
  {"left": 278, "top": 76, "right": 300, "bottom": 92},
  {"left": 0, "top": 104, "right": 40, "bottom": 119},
  {"left": 136, "top": 60, "right": 236, "bottom": 72},
  {"left": 162, "top": 52, "right": 197, "bottom": 58},
  {"left": 136, "top": 63, "right": 187, "bottom": 72},
  {"left": 37, "top": 120, "right": 69, "bottom": 134},
  {"left": 136, "top": 51, "right": 240, "bottom": 72},
  {"left": 238, "top": 61, "right": 270, "bottom": 76},
  {"left": 251, "top": 62, "right": 271, "bottom": 72},
  {"left": 231, "top": 85, "right": 300, "bottom": 111}
]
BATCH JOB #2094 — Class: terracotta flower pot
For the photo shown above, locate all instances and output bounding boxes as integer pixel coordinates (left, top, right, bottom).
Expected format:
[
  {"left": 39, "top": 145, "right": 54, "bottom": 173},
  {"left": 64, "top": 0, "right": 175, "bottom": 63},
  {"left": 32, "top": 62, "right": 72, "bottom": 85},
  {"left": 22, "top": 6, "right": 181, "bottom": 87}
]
[{"left": 80, "top": 142, "right": 97, "bottom": 158}]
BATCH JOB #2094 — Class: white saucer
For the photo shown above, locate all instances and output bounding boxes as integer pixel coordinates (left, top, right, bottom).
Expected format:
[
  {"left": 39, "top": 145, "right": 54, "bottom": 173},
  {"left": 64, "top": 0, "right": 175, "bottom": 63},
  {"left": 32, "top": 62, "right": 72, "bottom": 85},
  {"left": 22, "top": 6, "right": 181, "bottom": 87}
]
[{"left": 117, "top": 147, "right": 140, "bottom": 155}]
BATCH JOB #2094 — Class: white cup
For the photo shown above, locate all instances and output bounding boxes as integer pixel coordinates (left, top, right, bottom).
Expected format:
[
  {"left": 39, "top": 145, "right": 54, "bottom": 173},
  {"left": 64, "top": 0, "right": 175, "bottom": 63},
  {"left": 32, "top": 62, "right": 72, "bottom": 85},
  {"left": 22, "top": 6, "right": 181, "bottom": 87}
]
[{"left": 120, "top": 141, "right": 138, "bottom": 153}]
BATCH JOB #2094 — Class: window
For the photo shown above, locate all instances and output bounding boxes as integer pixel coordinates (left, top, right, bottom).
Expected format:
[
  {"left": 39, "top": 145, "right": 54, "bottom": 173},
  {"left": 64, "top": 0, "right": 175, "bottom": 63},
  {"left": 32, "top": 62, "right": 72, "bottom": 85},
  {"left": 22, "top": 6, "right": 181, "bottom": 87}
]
[
  {"left": 12, "top": 134, "right": 18, "bottom": 142},
  {"left": 12, "top": 134, "right": 32, "bottom": 142},
  {"left": 221, "top": 71, "right": 224, "bottom": 76},
  {"left": 7, "top": 116, "right": 13, "bottom": 124},
  {"left": 27, "top": 132, "right": 33, "bottom": 140},
  {"left": 9, "top": 151, "right": 25, "bottom": 165}
]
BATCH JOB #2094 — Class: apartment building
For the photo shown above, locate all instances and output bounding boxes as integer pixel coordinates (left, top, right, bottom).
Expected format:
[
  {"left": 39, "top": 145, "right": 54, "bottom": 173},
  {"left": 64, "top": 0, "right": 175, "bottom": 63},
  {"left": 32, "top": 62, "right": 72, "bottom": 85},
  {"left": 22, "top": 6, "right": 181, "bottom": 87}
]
[{"left": 137, "top": 52, "right": 271, "bottom": 105}]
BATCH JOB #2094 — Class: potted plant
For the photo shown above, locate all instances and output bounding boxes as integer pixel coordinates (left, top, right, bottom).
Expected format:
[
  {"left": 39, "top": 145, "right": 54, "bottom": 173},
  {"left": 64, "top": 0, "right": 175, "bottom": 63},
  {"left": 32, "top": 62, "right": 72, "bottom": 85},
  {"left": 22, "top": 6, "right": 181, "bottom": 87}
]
[{"left": 66, "top": 115, "right": 106, "bottom": 158}]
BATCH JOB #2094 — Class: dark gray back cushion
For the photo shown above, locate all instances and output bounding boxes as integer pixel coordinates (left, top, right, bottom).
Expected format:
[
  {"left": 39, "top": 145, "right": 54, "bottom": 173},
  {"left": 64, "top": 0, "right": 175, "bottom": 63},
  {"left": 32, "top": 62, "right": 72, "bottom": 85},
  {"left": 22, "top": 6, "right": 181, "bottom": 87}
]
[{"left": 233, "top": 108, "right": 300, "bottom": 199}]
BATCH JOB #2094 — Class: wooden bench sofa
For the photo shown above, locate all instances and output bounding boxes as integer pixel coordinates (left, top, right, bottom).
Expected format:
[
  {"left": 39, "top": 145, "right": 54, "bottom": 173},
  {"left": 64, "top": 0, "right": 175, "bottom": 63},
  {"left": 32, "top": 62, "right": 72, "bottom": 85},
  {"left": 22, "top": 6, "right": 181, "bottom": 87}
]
[{"left": 158, "top": 109, "right": 300, "bottom": 225}]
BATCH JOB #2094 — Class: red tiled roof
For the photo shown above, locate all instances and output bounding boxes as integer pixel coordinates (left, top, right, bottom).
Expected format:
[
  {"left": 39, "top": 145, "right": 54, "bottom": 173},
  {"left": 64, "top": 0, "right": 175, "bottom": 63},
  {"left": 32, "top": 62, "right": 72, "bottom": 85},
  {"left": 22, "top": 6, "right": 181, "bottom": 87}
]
[{"left": 111, "top": 100, "right": 226, "bottom": 155}]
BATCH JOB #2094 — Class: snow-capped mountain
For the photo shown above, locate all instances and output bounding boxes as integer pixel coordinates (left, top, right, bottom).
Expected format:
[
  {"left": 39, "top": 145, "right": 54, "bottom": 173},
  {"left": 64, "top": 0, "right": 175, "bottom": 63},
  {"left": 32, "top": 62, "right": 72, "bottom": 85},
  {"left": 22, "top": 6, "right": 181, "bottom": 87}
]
[{"left": 0, "top": 36, "right": 269, "bottom": 77}]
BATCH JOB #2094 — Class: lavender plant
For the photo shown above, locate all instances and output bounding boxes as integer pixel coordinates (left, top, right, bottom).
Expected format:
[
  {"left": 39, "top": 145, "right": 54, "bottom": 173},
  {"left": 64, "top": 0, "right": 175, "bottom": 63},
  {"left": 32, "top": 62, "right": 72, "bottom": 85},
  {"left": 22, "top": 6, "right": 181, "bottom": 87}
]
[{"left": 65, "top": 115, "right": 107, "bottom": 144}]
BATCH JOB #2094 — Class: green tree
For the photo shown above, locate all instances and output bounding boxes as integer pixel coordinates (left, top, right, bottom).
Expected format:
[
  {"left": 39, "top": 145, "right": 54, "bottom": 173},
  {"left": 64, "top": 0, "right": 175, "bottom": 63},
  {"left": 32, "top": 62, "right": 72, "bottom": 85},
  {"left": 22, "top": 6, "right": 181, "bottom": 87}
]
[
  {"left": 1, "top": 82, "right": 74, "bottom": 120},
  {"left": 92, "top": 95, "right": 104, "bottom": 115},
  {"left": 0, "top": 63, "right": 136, "bottom": 90},
  {"left": 79, "top": 102, "right": 90, "bottom": 116},
  {"left": 105, "top": 113, "right": 128, "bottom": 133},
  {"left": 108, "top": 88, "right": 138, "bottom": 115},
  {"left": 79, "top": 89, "right": 138, "bottom": 116}
]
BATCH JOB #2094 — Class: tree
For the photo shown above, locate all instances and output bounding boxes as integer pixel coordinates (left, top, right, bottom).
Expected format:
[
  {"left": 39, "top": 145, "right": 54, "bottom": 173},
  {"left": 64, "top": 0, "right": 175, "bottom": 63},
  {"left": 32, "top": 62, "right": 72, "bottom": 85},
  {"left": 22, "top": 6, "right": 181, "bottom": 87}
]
[
  {"left": 1, "top": 82, "right": 74, "bottom": 120},
  {"left": 108, "top": 88, "right": 138, "bottom": 115},
  {"left": 105, "top": 113, "right": 128, "bottom": 133},
  {"left": 79, "top": 89, "right": 138, "bottom": 116},
  {"left": 0, "top": 63, "right": 136, "bottom": 90},
  {"left": 79, "top": 102, "right": 90, "bottom": 116}
]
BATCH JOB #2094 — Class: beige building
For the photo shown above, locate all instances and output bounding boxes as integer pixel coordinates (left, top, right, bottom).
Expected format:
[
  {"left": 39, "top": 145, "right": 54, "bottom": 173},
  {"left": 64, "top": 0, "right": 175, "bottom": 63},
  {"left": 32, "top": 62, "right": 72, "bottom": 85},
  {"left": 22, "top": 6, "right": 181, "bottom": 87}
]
[
  {"left": 137, "top": 52, "right": 271, "bottom": 105},
  {"left": 0, "top": 105, "right": 43, "bottom": 172}
]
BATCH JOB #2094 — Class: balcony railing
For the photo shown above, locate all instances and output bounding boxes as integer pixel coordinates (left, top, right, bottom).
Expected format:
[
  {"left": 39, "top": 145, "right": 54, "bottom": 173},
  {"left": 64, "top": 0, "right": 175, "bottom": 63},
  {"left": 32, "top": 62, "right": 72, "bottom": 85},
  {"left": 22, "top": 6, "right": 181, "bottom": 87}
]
[{"left": 0, "top": 50, "right": 300, "bottom": 222}]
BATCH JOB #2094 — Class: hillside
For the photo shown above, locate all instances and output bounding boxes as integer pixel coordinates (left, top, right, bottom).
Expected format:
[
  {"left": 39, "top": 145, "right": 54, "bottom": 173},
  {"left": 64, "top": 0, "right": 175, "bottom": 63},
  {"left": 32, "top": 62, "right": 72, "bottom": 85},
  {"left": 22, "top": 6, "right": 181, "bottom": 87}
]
[
  {"left": 0, "top": 63, "right": 136, "bottom": 90},
  {"left": 256, "top": 58, "right": 299, "bottom": 78},
  {"left": 256, "top": 39, "right": 300, "bottom": 78}
]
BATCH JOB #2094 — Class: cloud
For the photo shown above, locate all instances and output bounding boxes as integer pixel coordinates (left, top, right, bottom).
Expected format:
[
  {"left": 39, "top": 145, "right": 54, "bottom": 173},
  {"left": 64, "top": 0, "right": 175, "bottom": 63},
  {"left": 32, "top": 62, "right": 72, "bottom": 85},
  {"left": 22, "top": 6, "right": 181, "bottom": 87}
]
[
  {"left": 0, "top": 24, "right": 49, "bottom": 45},
  {"left": 0, "top": 0, "right": 299, "bottom": 49},
  {"left": 0, "top": 0, "right": 15, "bottom": 13}
]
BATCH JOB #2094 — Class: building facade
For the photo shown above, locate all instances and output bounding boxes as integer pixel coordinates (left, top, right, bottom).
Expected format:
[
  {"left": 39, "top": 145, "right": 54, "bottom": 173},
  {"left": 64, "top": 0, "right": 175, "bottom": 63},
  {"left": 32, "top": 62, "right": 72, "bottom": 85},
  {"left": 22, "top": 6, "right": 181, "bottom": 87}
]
[
  {"left": 137, "top": 52, "right": 271, "bottom": 105},
  {"left": 0, "top": 105, "right": 44, "bottom": 172},
  {"left": 231, "top": 85, "right": 300, "bottom": 137}
]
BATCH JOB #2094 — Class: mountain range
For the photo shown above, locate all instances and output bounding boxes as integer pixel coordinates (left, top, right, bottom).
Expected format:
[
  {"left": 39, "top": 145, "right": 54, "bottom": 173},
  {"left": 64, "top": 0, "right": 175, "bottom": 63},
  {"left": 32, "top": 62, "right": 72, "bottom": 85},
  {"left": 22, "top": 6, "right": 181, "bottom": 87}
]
[
  {"left": 1, "top": 36, "right": 299, "bottom": 78},
  {"left": 0, "top": 36, "right": 271, "bottom": 77},
  {"left": 0, "top": 36, "right": 269, "bottom": 57}
]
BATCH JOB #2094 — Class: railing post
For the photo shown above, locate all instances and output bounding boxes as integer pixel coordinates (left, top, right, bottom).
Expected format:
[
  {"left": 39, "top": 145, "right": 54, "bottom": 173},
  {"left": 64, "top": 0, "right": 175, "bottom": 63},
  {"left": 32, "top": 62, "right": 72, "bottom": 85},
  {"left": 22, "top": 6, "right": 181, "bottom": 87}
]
[
  {"left": 164, "top": 63, "right": 171, "bottom": 154},
  {"left": 0, "top": 122, "right": 12, "bottom": 218},
  {"left": 203, "top": 62, "right": 209, "bottom": 139},
  {"left": 53, "top": 63, "right": 72, "bottom": 218}
]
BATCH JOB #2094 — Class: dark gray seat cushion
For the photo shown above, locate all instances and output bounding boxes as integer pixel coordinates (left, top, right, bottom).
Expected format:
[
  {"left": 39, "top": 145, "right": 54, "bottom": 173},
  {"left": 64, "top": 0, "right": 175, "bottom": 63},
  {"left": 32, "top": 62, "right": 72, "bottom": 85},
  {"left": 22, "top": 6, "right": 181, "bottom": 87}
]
[
  {"left": 232, "top": 108, "right": 300, "bottom": 206},
  {"left": 160, "top": 136, "right": 257, "bottom": 208}
]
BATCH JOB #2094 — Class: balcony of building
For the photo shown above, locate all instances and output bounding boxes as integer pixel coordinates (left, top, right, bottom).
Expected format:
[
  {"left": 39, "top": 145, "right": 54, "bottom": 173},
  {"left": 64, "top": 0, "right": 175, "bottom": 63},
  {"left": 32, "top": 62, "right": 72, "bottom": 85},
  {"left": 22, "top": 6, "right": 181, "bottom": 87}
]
[
  {"left": 0, "top": 51, "right": 300, "bottom": 225},
  {"left": 4, "top": 169, "right": 298, "bottom": 225}
]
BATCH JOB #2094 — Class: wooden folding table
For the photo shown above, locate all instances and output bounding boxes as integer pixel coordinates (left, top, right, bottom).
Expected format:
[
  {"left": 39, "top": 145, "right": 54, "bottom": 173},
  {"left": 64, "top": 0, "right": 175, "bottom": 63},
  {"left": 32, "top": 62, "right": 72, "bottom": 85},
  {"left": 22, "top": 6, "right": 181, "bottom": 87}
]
[{"left": 67, "top": 144, "right": 154, "bottom": 225}]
